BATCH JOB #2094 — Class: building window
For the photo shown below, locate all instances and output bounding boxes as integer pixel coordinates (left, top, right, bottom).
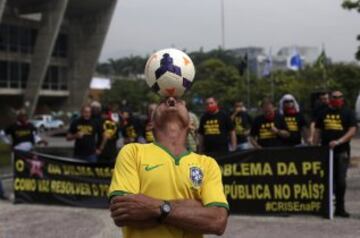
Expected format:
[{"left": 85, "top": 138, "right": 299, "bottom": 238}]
[
  {"left": 0, "top": 61, "right": 8, "bottom": 88},
  {"left": 42, "top": 66, "right": 68, "bottom": 90},
  {"left": 0, "top": 24, "right": 37, "bottom": 54},
  {"left": 52, "top": 33, "right": 67, "bottom": 58},
  {"left": 0, "top": 61, "right": 30, "bottom": 89}
]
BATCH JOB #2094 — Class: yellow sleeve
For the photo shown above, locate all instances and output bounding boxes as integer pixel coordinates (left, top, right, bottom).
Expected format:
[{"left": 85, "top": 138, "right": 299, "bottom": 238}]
[
  {"left": 108, "top": 144, "right": 140, "bottom": 199},
  {"left": 201, "top": 158, "right": 229, "bottom": 210}
]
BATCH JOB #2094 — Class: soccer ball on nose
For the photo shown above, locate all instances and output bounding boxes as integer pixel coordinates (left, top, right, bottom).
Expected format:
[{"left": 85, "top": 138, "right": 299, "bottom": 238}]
[{"left": 144, "top": 48, "right": 195, "bottom": 97}]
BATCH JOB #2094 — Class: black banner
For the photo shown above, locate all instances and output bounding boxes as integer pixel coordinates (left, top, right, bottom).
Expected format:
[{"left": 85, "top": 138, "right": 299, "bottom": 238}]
[
  {"left": 217, "top": 146, "right": 332, "bottom": 218},
  {"left": 13, "top": 150, "right": 112, "bottom": 208},
  {"left": 13, "top": 147, "right": 332, "bottom": 217}
]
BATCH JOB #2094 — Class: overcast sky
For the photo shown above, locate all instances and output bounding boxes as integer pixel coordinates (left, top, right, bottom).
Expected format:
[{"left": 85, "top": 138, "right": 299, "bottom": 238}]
[{"left": 99, "top": 0, "right": 359, "bottom": 62}]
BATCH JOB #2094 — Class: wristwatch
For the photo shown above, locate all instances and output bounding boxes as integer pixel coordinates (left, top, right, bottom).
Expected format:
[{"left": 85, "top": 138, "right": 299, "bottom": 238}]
[{"left": 158, "top": 201, "right": 171, "bottom": 223}]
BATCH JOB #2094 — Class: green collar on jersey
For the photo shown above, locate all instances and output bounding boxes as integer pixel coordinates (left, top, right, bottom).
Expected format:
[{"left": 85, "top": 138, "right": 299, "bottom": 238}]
[{"left": 153, "top": 142, "right": 191, "bottom": 165}]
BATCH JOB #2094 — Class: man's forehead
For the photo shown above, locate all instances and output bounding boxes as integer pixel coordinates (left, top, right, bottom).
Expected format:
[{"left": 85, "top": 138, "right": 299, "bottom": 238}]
[{"left": 332, "top": 91, "right": 343, "bottom": 96}]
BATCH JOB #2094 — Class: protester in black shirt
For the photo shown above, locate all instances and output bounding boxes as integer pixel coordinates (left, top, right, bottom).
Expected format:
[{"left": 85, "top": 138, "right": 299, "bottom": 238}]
[
  {"left": 120, "top": 108, "right": 144, "bottom": 144},
  {"left": 97, "top": 108, "right": 119, "bottom": 163},
  {"left": 250, "top": 98, "right": 290, "bottom": 148},
  {"left": 198, "top": 97, "right": 236, "bottom": 155},
  {"left": 279, "top": 94, "right": 307, "bottom": 146},
  {"left": 67, "top": 105, "right": 101, "bottom": 163},
  {"left": 231, "top": 101, "right": 252, "bottom": 150},
  {"left": 0, "top": 109, "right": 47, "bottom": 200},
  {"left": 309, "top": 92, "right": 329, "bottom": 144},
  {"left": 2, "top": 109, "right": 47, "bottom": 151},
  {"left": 315, "top": 90, "right": 357, "bottom": 217}
]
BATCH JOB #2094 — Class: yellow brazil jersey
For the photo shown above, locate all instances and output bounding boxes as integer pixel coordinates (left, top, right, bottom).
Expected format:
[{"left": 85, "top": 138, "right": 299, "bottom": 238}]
[{"left": 108, "top": 142, "right": 228, "bottom": 238}]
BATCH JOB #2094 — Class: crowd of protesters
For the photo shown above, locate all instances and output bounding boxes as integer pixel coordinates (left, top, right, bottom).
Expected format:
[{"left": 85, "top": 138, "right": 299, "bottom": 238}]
[{"left": 0, "top": 90, "right": 357, "bottom": 216}]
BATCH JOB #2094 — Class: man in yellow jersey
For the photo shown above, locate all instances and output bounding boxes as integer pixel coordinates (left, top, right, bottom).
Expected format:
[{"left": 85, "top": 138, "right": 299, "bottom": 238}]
[{"left": 109, "top": 97, "right": 229, "bottom": 238}]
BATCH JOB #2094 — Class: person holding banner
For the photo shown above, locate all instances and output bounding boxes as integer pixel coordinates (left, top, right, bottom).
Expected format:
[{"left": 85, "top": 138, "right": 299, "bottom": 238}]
[
  {"left": 278, "top": 94, "right": 308, "bottom": 146},
  {"left": 250, "top": 98, "right": 290, "bottom": 148},
  {"left": 109, "top": 97, "right": 228, "bottom": 238},
  {"left": 315, "top": 90, "right": 357, "bottom": 218},
  {"left": 1, "top": 109, "right": 48, "bottom": 152},
  {"left": 66, "top": 105, "right": 101, "bottom": 163}
]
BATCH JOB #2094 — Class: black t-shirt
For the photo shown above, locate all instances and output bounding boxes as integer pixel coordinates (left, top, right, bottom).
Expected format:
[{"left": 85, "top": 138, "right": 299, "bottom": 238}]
[
  {"left": 199, "top": 111, "right": 234, "bottom": 153},
  {"left": 233, "top": 112, "right": 252, "bottom": 143},
  {"left": 283, "top": 113, "right": 307, "bottom": 146},
  {"left": 69, "top": 118, "right": 100, "bottom": 157},
  {"left": 121, "top": 118, "right": 143, "bottom": 142},
  {"left": 311, "top": 103, "right": 329, "bottom": 122},
  {"left": 99, "top": 119, "right": 119, "bottom": 162},
  {"left": 315, "top": 107, "right": 357, "bottom": 153},
  {"left": 5, "top": 122, "right": 36, "bottom": 147},
  {"left": 250, "top": 113, "right": 288, "bottom": 148}
]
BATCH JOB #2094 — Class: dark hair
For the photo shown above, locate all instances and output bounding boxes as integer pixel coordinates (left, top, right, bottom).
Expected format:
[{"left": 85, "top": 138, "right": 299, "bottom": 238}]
[{"left": 260, "top": 97, "right": 273, "bottom": 107}]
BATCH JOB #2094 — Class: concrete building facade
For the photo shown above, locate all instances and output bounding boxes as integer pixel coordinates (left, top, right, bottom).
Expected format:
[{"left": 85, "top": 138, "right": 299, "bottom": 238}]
[{"left": 0, "top": 0, "right": 117, "bottom": 122}]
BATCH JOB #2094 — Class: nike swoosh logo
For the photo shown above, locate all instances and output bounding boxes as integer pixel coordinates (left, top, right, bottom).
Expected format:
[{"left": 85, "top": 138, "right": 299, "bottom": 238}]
[{"left": 145, "top": 164, "right": 163, "bottom": 171}]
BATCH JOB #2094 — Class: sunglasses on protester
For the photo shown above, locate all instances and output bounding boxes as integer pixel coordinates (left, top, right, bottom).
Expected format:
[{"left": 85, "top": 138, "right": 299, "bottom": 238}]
[
  {"left": 331, "top": 95, "right": 343, "bottom": 99},
  {"left": 283, "top": 100, "right": 294, "bottom": 103}
]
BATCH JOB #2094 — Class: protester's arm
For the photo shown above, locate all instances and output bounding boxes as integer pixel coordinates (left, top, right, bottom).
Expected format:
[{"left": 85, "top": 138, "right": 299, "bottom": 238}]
[
  {"left": 97, "top": 133, "right": 109, "bottom": 155},
  {"left": 329, "top": 126, "right": 357, "bottom": 149},
  {"left": 33, "top": 132, "right": 48, "bottom": 146},
  {"left": 249, "top": 119, "right": 261, "bottom": 149},
  {"left": 308, "top": 122, "right": 316, "bottom": 145},
  {"left": 329, "top": 110, "right": 357, "bottom": 149},
  {"left": 0, "top": 130, "right": 11, "bottom": 144},
  {"left": 66, "top": 121, "right": 81, "bottom": 141},
  {"left": 333, "top": 110, "right": 359, "bottom": 146},
  {"left": 272, "top": 117, "right": 290, "bottom": 138},
  {"left": 313, "top": 129, "right": 321, "bottom": 145},
  {"left": 271, "top": 126, "right": 290, "bottom": 138},
  {"left": 229, "top": 130, "right": 237, "bottom": 151},
  {"left": 249, "top": 136, "right": 261, "bottom": 149},
  {"left": 301, "top": 127, "right": 309, "bottom": 144},
  {"left": 226, "top": 114, "right": 237, "bottom": 151}
]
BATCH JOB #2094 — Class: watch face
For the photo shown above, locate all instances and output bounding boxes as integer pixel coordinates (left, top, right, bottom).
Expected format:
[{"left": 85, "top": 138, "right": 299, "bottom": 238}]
[{"left": 163, "top": 204, "right": 171, "bottom": 213}]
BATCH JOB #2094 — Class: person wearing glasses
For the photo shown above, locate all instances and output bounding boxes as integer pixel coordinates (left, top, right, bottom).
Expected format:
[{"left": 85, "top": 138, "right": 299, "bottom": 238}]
[
  {"left": 314, "top": 90, "right": 357, "bottom": 217},
  {"left": 278, "top": 94, "right": 308, "bottom": 146}
]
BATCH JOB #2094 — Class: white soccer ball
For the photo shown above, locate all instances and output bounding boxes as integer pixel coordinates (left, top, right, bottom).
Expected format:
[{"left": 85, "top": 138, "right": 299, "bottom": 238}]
[{"left": 144, "top": 48, "right": 195, "bottom": 97}]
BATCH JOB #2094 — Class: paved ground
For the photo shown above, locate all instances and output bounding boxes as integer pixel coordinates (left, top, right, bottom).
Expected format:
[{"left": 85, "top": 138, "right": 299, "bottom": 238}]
[{"left": 1, "top": 134, "right": 360, "bottom": 238}]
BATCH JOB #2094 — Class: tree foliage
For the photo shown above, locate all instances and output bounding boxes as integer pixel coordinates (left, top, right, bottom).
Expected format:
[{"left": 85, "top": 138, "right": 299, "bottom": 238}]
[{"left": 99, "top": 49, "right": 360, "bottom": 115}]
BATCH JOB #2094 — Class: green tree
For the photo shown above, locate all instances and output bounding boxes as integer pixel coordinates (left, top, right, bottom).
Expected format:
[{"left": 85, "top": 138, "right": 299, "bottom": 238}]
[
  {"left": 185, "top": 58, "right": 244, "bottom": 112},
  {"left": 102, "top": 79, "right": 160, "bottom": 112}
]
